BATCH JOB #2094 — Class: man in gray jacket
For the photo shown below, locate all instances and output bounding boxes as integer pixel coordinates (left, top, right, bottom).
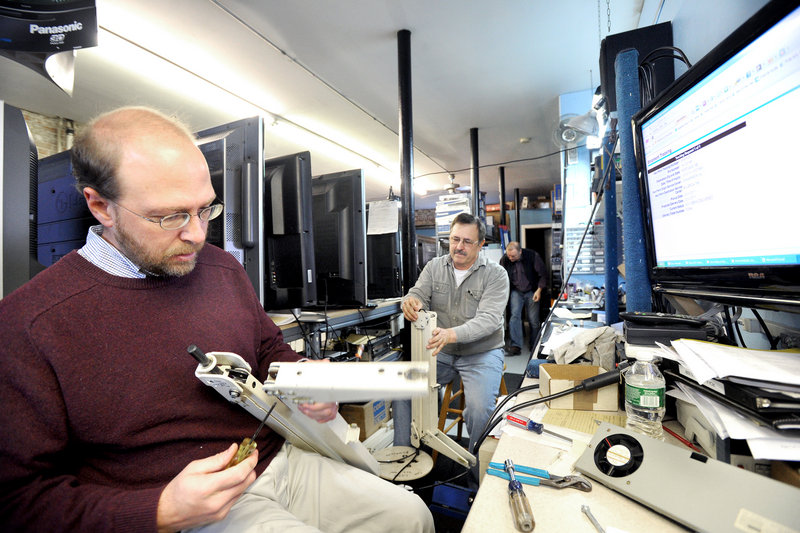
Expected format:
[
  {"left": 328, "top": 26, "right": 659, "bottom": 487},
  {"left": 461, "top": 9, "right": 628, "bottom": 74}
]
[{"left": 402, "top": 212, "right": 509, "bottom": 455}]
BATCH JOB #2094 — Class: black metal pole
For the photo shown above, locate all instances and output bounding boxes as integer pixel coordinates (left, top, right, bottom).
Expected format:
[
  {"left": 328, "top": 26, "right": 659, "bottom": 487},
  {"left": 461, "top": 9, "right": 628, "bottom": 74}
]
[
  {"left": 398, "top": 29, "right": 417, "bottom": 292},
  {"left": 470, "top": 127, "right": 479, "bottom": 218},
  {"left": 395, "top": 29, "right": 416, "bottom": 447},
  {"left": 499, "top": 166, "right": 506, "bottom": 228},
  {"left": 514, "top": 187, "right": 521, "bottom": 243}
]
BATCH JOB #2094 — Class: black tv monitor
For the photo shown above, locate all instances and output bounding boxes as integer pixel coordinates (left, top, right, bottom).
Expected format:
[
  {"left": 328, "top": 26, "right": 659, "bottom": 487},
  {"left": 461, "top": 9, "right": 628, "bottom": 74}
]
[
  {"left": 311, "top": 169, "right": 367, "bottom": 307},
  {"left": 263, "top": 151, "right": 317, "bottom": 310},
  {"left": 195, "top": 116, "right": 265, "bottom": 305},
  {"left": 1, "top": 103, "right": 43, "bottom": 297},
  {"left": 36, "top": 150, "right": 94, "bottom": 267},
  {"left": 366, "top": 201, "right": 402, "bottom": 299},
  {"left": 632, "top": 1, "right": 800, "bottom": 309}
]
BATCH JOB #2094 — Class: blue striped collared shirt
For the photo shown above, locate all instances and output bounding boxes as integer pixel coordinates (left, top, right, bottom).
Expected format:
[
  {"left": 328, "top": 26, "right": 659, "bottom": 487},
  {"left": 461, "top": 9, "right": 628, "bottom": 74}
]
[{"left": 77, "top": 225, "right": 147, "bottom": 279}]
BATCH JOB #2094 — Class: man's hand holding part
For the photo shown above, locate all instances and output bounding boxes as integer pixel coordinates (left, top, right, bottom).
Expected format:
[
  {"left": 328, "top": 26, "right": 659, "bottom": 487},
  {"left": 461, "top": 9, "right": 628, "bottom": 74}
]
[
  {"left": 157, "top": 444, "right": 258, "bottom": 532},
  {"left": 427, "top": 327, "right": 457, "bottom": 356},
  {"left": 295, "top": 358, "right": 339, "bottom": 423},
  {"left": 298, "top": 401, "right": 339, "bottom": 423},
  {"left": 401, "top": 296, "right": 423, "bottom": 322}
]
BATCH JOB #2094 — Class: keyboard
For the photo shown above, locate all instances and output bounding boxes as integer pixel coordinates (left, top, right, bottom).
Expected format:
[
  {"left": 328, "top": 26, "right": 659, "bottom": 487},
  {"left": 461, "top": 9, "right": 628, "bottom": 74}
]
[{"left": 619, "top": 311, "right": 707, "bottom": 328}]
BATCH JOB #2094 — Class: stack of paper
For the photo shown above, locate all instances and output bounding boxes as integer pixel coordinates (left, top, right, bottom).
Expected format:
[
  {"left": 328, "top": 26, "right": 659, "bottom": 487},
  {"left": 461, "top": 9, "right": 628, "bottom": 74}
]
[{"left": 657, "top": 340, "right": 800, "bottom": 461}]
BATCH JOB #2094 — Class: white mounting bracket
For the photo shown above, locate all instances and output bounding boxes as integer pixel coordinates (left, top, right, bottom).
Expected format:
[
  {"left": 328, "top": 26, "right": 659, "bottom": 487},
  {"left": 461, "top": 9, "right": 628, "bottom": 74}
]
[
  {"left": 409, "top": 311, "right": 477, "bottom": 468},
  {"left": 194, "top": 350, "right": 379, "bottom": 475}
]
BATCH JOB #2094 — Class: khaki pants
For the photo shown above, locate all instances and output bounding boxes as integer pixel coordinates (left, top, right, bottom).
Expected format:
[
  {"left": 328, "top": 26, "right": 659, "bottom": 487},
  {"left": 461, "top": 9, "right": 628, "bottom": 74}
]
[{"left": 191, "top": 442, "right": 434, "bottom": 533}]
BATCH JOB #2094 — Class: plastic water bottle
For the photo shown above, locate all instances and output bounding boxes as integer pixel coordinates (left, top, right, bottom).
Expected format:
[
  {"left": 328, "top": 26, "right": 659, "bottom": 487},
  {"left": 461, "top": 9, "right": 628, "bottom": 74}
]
[{"left": 624, "top": 357, "right": 665, "bottom": 440}]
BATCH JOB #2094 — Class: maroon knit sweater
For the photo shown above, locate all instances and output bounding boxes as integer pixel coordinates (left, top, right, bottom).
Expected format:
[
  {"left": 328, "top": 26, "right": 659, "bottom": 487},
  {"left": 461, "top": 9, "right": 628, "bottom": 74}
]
[{"left": 0, "top": 245, "right": 301, "bottom": 532}]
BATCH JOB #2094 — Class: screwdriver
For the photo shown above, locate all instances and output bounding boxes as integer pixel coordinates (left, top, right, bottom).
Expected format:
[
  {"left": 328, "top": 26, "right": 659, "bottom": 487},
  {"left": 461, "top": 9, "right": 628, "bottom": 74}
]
[
  {"left": 505, "top": 459, "right": 535, "bottom": 531},
  {"left": 504, "top": 412, "right": 573, "bottom": 444},
  {"left": 226, "top": 402, "right": 276, "bottom": 469}
]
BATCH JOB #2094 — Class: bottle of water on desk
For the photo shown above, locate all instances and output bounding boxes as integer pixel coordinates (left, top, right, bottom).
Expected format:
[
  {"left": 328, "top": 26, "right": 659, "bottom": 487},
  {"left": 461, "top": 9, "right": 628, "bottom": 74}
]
[{"left": 624, "top": 356, "right": 665, "bottom": 440}]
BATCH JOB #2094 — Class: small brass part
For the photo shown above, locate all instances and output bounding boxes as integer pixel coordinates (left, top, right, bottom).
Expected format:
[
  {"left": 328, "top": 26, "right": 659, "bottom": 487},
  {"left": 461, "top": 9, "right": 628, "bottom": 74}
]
[{"left": 227, "top": 437, "right": 257, "bottom": 468}]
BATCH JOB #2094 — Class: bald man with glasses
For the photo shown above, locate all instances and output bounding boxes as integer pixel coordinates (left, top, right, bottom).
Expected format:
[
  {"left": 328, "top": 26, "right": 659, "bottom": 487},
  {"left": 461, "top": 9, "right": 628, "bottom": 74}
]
[{"left": 0, "top": 106, "right": 433, "bottom": 532}]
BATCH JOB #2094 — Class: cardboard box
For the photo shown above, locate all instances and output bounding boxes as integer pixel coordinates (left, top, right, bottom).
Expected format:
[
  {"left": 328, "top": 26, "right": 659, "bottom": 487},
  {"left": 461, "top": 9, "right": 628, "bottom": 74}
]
[
  {"left": 539, "top": 364, "right": 618, "bottom": 411},
  {"left": 339, "top": 400, "right": 391, "bottom": 441}
]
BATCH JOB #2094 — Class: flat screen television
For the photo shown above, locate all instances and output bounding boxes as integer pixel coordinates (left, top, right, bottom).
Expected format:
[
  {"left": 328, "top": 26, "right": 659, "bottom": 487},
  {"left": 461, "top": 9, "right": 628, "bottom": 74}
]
[
  {"left": 632, "top": 1, "right": 800, "bottom": 309},
  {"left": 263, "top": 151, "right": 317, "bottom": 310},
  {"left": 366, "top": 199, "right": 402, "bottom": 299},
  {"left": 311, "top": 169, "right": 367, "bottom": 307},
  {"left": 1, "top": 102, "right": 42, "bottom": 297},
  {"left": 367, "top": 232, "right": 402, "bottom": 299},
  {"left": 195, "top": 116, "right": 265, "bottom": 305}
]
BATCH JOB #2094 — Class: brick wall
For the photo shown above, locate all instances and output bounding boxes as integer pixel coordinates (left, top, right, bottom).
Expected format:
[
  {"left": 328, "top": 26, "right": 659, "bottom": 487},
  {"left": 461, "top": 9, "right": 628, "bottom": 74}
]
[{"left": 20, "top": 109, "right": 80, "bottom": 159}]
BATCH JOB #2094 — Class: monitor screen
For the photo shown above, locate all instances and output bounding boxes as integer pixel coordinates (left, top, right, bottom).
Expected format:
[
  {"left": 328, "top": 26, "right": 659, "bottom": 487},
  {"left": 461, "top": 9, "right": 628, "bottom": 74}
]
[
  {"left": 633, "top": 2, "right": 800, "bottom": 307},
  {"left": 312, "top": 169, "right": 367, "bottom": 307},
  {"left": 195, "top": 116, "right": 265, "bottom": 305},
  {"left": 263, "top": 151, "right": 317, "bottom": 310}
]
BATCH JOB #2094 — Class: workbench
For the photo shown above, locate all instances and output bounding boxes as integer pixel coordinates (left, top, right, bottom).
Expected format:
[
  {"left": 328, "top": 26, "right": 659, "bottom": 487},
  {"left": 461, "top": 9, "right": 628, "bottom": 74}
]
[
  {"left": 276, "top": 298, "right": 403, "bottom": 357},
  {"left": 463, "top": 377, "right": 689, "bottom": 532}
]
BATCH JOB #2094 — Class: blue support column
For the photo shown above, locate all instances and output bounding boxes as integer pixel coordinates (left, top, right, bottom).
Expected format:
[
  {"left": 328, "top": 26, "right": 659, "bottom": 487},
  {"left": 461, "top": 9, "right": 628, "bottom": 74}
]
[
  {"left": 615, "top": 49, "right": 652, "bottom": 312},
  {"left": 602, "top": 135, "right": 619, "bottom": 324}
]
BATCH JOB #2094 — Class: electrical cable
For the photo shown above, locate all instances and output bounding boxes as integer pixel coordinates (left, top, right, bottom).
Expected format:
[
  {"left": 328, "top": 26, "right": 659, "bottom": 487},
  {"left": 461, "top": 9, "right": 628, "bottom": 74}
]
[
  {"left": 732, "top": 308, "right": 748, "bottom": 349},
  {"left": 356, "top": 308, "right": 378, "bottom": 360},
  {"left": 470, "top": 362, "right": 629, "bottom": 457},
  {"left": 751, "top": 309, "right": 778, "bottom": 350},
  {"left": 471, "top": 387, "right": 576, "bottom": 456},
  {"left": 317, "top": 277, "right": 345, "bottom": 359},
  {"left": 529, "top": 131, "right": 620, "bottom": 360},
  {"left": 391, "top": 448, "right": 421, "bottom": 482},
  {"left": 723, "top": 306, "right": 737, "bottom": 346},
  {"left": 289, "top": 308, "right": 322, "bottom": 359},
  {"left": 414, "top": 469, "right": 471, "bottom": 491},
  {"left": 637, "top": 46, "right": 692, "bottom": 107},
  {"left": 412, "top": 145, "right": 586, "bottom": 181}
]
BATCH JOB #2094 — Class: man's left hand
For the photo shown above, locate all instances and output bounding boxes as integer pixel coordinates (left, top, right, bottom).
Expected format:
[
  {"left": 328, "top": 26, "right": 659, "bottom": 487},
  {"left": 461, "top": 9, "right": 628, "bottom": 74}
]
[
  {"left": 298, "top": 401, "right": 339, "bottom": 423},
  {"left": 296, "top": 358, "right": 338, "bottom": 423},
  {"left": 533, "top": 288, "right": 542, "bottom": 302}
]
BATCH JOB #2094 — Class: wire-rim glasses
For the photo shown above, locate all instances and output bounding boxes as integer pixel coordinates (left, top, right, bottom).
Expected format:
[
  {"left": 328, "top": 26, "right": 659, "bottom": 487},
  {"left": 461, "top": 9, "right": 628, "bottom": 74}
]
[{"left": 112, "top": 201, "right": 224, "bottom": 230}]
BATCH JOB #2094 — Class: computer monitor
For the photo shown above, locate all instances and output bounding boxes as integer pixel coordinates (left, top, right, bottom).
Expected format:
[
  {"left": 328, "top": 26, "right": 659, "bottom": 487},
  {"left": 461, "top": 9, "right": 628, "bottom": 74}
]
[
  {"left": 632, "top": 1, "right": 800, "bottom": 308},
  {"left": 36, "top": 150, "right": 94, "bottom": 267},
  {"left": 311, "top": 169, "right": 368, "bottom": 307},
  {"left": 1, "top": 102, "right": 43, "bottom": 297},
  {"left": 367, "top": 232, "right": 402, "bottom": 299},
  {"left": 366, "top": 200, "right": 402, "bottom": 299},
  {"left": 263, "top": 151, "right": 317, "bottom": 310},
  {"left": 195, "top": 116, "right": 265, "bottom": 305}
]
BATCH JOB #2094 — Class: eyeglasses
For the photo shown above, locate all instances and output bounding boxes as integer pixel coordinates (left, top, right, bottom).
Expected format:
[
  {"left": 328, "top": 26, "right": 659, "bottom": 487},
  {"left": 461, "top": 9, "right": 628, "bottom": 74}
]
[
  {"left": 112, "top": 201, "right": 224, "bottom": 230},
  {"left": 449, "top": 236, "right": 479, "bottom": 248}
]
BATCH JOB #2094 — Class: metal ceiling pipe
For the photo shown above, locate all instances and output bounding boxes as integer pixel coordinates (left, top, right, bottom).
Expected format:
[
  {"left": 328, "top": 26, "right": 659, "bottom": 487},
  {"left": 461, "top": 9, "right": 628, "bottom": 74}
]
[
  {"left": 395, "top": 28, "right": 416, "bottom": 448},
  {"left": 499, "top": 166, "right": 506, "bottom": 228},
  {"left": 514, "top": 187, "right": 521, "bottom": 242},
  {"left": 397, "top": 29, "right": 417, "bottom": 292},
  {"left": 470, "top": 127, "right": 479, "bottom": 218}
]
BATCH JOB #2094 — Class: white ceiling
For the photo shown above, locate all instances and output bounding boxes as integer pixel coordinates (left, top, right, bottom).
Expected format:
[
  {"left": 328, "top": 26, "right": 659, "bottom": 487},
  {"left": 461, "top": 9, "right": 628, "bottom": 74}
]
[{"left": 0, "top": 0, "right": 644, "bottom": 208}]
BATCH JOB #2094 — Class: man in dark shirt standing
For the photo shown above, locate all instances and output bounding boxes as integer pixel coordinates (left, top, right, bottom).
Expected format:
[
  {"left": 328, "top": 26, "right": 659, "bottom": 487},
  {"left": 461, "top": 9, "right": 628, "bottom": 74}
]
[{"left": 500, "top": 241, "right": 547, "bottom": 355}]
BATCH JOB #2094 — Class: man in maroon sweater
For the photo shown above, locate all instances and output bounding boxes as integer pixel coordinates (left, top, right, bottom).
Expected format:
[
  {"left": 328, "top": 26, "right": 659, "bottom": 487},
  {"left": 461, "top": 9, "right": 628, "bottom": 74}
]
[{"left": 0, "top": 107, "right": 433, "bottom": 532}]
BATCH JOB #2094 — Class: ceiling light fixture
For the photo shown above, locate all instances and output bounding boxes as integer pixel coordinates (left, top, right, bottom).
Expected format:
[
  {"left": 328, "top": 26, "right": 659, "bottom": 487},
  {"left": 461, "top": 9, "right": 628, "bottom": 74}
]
[{"left": 93, "top": 27, "right": 397, "bottom": 186}]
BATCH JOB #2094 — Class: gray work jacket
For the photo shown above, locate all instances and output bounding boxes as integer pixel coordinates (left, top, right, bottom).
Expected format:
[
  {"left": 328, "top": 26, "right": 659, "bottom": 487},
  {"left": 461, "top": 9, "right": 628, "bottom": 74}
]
[{"left": 406, "top": 253, "right": 509, "bottom": 356}]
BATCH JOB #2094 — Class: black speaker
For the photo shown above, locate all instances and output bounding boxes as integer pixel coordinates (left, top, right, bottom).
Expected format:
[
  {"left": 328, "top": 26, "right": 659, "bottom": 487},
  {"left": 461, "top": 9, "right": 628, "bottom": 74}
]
[{"left": 600, "top": 22, "right": 674, "bottom": 112}]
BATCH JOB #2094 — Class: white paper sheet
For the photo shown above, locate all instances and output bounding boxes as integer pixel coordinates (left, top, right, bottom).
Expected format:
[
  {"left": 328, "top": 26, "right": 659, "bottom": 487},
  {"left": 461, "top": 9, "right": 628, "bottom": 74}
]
[{"left": 367, "top": 200, "right": 399, "bottom": 235}]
